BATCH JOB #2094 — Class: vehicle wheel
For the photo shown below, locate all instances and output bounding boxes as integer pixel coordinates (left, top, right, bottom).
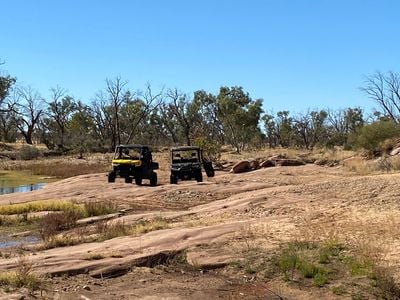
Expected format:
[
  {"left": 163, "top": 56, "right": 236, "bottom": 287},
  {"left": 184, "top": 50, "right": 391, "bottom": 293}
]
[
  {"left": 203, "top": 161, "right": 215, "bottom": 177},
  {"left": 150, "top": 172, "right": 157, "bottom": 186},
  {"left": 135, "top": 175, "right": 143, "bottom": 185},
  {"left": 196, "top": 171, "right": 203, "bottom": 182},
  {"left": 108, "top": 171, "right": 116, "bottom": 183},
  {"left": 125, "top": 176, "right": 133, "bottom": 184},
  {"left": 170, "top": 174, "right": 178, "bottom": 184}
]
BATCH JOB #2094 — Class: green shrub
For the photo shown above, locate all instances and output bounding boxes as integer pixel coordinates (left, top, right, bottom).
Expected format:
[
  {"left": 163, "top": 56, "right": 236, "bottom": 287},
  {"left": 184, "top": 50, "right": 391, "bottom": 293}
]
[
  {"left": 298, "top": 260, "right": 326, "bottom": 278},
  {"left": 0, "top": 200, "right": 83, "bottom": 215},
  {"left": 244, "top": 264, "right": 256, "bottom": 274},
  {"left": 193, "top": 137, "right": 221, "bottom": 161},
  {"left": 96, "top": 220, "right": 129, "bottom": 241},
  {"left": 19, "top": 145, "right": 42, "bottom": 160},
  {"left": 313, "top": 272, "right": 328, "bottom": 287},
  {"left": 275, "top": 248, "right": 299, "bottom": 280},
  {"left": 351, "top": 120, "right": 399, "bottom": 154},
  {"left": 84, "top": 200, "right": 117, "bottom": 217},
  {"left": 319, "top": 239, "right": 343, "bottom": 264},
  {"left": 331, "top": 285, "right": 346, "bottom": 295},
  {"left": 0, "top": 256, "right": 43, "bottom": 291},
  {"left": 344, "top": 256, "right": 373, "bottom": 276}
]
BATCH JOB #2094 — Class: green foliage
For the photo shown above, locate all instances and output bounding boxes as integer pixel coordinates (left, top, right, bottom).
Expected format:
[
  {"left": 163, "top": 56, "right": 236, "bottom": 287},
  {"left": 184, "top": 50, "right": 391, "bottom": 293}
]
[
  {"left": 244, "top": 264, "right": 256, "bottom": 274},
  {"left": 0, "top": 256, "right": 42, "bottom": 291},
  {"left": 216, "top": 86, "right": 263, "bottom": 152},
  {"left": 351, "top": 120, "right": 399, "bottom": 153},
  {"left": 318, "top": 239, "right": 343, "bottom": 264},
  {"left": 193, "top": 136, "right": 221, "bottom": 161},
  {"left": 0, "top": 200, "right": 83, "bottom": 215},
  {"left": 276, "top": 249, "right": 299, "bottom": 280},
  {"left": 0, "top": 74, "right": 16, "bottom": 103},
  {"left": 345, "top": 256, "right": 373, "bottom": 276},
  {"left": 67, "top": 101, "right": 96, "bottom": 155},
  {"left": 313, "top": 272, "right": 328, "bottom": 287},
  {"left": 276, "top": 111, "right": 294, "bottom": 147},
  {"left": 297, "top": 260, "right": 326, "bottom": 278},
  {"left": 18, "top": 145, "right": 41, "bottom": 160},
  {"left": 331, "top": 285, "right": 347, "bottom": 295},
  {"left": 83, "top": 200, "right": 117, "bottom": 217},
  {"left": 3, "top": 74, "right": 400, "bottom": 153}
]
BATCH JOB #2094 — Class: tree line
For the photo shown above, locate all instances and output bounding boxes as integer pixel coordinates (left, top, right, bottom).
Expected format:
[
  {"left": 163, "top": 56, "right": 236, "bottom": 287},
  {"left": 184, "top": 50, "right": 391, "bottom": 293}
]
[{"left": 1, "top": 65, "right": 400, "bottom": 156}]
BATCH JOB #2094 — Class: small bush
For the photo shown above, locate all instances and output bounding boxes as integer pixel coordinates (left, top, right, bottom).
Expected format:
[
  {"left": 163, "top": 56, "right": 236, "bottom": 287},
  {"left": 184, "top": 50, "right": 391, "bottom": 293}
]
[
  {"left": 313, "top": 272, "right": 328, "bottom": 287},
  {"left": 96, "top": 220, "right": 129, "bottom": 241},
  {"left": 298, "top": 260, "right": 326, "bottom": 279},
  {"left": 39, "top": 211, "right": 82, "bottom": 240},
  {"left": 371, "top": 265, "right": 400, "bottom": 299},
  {"left": 319, "top": 239, "right": 343, "bottom": 264},
  {"left": 380, "top": 137, "right": 399, "bottom": 154},
  {"left": 194, "top": 137, "right": 221, "bottom": 161},
  {"left": 84, "top": 200, "right": 117, "bottom": 217},
  {"left": 331, "top": 285, "right": 346, "bottom": 295},
  {"left": 95, "top": 217, "right": 170, "bottom": 241},
  {"left": 244, "top": 264, "right": 256, "bottom": 274},
  {"left": 0, "top": 256, "right": 42, "bottom": 291},
  {"left": 42, "top": 236, "right": 78, "bottom": 249},
  {"left": 375, "top": 156, "right": 393, "bottom": 172},
  {"left": 19, "top": 145, "right": 42, "bottom": 160},
  {"left": 352, "top": 120, "right": 399, "bottom": 155},
  {"left": 84, "top": 253, "right": 105, "bottom": 260},
  {"left": 345, "top": 256, "right": 373, "bottom": 276},
  {"left": 131, "top": 217, "right": 169, "bottom": 235},
  {"left": 275, "top": 248, "right": 299, "bottom": 281}
]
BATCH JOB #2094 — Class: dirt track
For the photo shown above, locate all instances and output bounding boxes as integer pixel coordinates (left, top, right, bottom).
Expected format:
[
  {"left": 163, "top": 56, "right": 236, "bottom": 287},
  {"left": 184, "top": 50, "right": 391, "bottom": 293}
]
[{"left": 2, "top": 164, "right": 400, "bottom": 299}]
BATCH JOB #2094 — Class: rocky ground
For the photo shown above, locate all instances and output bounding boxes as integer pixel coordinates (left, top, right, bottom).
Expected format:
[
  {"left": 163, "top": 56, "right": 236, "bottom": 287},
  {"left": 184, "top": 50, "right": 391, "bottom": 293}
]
[{"left": 1, "top": 161, "right": 400, "bottom": 299}]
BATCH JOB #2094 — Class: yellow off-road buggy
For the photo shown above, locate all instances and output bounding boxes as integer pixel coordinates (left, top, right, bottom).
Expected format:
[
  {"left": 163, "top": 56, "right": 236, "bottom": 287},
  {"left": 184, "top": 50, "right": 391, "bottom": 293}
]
[{"left": 107, "top": 144, "right": 158, "bottom": 186}]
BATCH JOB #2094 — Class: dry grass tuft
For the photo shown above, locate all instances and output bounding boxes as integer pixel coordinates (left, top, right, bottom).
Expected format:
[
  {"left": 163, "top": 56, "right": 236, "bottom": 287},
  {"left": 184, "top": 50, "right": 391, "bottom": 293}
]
[
  {"left": 343, "top": 155, "right": 400, "bottom": 175},
  {"left": 0, "top": 256, "right": 43, "bottom": 291},
  {"left": 39, "top": 210, "right": 82, "bottom": 240},
  {"left": 95, "top": 217, "right": 170, "bottom": 241},
  {"left": 84, "top": 200, "right": 118, "bottom": 217},
  {"left": 41, "top": 236, "right": 79, "bottom": 249},
  {"left": 131, "top": 217, "right": 170, "bottom": 235},
  {"left": 0, "top": 200, "right": 83, "bottom": 216},
  {"left": 96, "top": 220, "right": 129, "bottom": 241},
  {"left": 84, "top": 253, "right": 106, "bottom": 260}
]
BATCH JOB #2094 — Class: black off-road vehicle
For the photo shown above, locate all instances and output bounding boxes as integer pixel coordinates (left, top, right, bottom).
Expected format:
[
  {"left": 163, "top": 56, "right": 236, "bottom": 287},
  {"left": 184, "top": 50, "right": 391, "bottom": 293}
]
[
  {"left": 170, "top": 146, "right": 215, "bottom": 184},
  {"left": 108, "top": 144, "right": 158, "bottom": 186}
]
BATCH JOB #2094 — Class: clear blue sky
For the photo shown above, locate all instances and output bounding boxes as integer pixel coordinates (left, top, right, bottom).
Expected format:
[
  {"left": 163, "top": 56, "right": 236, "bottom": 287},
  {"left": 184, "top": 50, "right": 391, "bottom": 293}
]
[{"left": 1, "top": 0, "right": 399, "bottom": 113}]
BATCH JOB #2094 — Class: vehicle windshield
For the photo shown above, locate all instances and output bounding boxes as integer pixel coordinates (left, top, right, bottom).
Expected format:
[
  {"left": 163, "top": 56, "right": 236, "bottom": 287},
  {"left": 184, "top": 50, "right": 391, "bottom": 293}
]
[
  {"left": 172, "top": 150, "right": 199, "bottom": 163},
  {"left": 115, "top": 147, "right": 141, "bottom": 160}
]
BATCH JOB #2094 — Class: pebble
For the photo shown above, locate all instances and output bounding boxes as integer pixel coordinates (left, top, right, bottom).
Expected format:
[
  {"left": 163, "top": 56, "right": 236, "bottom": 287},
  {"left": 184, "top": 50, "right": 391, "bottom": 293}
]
[{"left": 83, "top": 285, "right": 91, "bottom": 291}]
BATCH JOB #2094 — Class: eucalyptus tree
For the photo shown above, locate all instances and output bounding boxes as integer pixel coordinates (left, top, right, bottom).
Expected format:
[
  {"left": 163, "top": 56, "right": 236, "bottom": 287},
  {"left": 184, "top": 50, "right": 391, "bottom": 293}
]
[
  {"left": 45, "top": 87, "right": 77, "bottom": 149},
  {"left": 216, "top": 86, "right": 263, "bottom": 153},
  {"left": 361, "top": 71, "right": 400, "bottom": 123},
  {"left": 11, "top": 86, "right": 44, "bottom": 144}
]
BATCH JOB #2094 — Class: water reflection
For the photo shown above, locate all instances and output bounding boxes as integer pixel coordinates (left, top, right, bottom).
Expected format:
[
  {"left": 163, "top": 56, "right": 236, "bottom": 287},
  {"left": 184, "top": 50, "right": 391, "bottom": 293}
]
[
  {"left": 0, "top": 183, "right": 46, "bottom": 195},
  {"left": 0, "top": 234, "right": 40, "bottom": 248}
]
